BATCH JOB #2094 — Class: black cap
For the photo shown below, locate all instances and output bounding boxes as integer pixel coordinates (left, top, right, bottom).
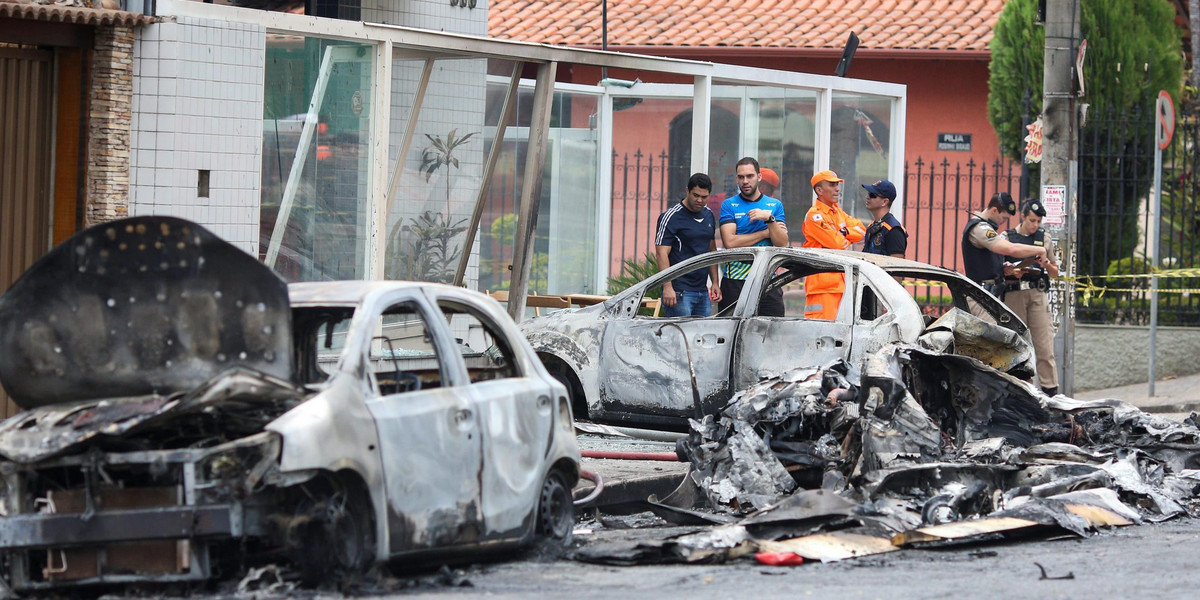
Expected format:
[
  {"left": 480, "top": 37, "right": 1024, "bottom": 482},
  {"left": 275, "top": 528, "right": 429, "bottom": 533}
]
[
  {"left": 1022, "top": 199, "right": 1047, "bottom": 217},
  {"left": 994, "top": 192, "right": 1017, "bottom": 215},
  {"left": 862, "top": 179, "right": 897, "bottom": 201}
]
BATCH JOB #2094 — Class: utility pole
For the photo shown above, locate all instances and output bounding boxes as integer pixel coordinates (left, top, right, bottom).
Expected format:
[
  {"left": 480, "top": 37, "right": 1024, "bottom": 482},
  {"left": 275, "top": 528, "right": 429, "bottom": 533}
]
[{"left": 1041, "top": 0, "right": 1081, "bottom": 396}]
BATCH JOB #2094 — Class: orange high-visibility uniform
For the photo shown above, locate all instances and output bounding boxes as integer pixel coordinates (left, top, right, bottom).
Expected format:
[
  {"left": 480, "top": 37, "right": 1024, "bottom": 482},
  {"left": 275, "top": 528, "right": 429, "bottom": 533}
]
[{"left": 802, "top": 201, "right": 865, "bottom": 319}]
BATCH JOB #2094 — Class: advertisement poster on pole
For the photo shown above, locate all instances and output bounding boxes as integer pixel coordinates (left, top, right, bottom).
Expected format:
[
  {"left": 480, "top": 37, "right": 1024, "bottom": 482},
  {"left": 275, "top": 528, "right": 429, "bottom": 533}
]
[{"left": 1042, "top": 185, "right": 1066, "bottom": 227}]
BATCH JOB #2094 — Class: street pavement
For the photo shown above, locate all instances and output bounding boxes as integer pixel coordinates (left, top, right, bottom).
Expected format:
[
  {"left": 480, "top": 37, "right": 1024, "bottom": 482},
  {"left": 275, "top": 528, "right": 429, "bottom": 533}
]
[{"left": 577, "top": 371, "right": 1200, "bottom": 510}]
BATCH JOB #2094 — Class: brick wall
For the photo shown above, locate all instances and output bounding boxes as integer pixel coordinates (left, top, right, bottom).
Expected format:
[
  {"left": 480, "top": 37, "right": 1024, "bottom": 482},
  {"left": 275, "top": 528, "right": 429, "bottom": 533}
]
[{"left": 86, "top": 25, "right": 135, "bottom": 226}]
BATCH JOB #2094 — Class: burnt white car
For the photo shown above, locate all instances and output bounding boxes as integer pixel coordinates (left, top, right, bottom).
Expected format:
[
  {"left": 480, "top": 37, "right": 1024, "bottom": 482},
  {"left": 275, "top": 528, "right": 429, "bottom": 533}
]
[
  {"left": 0, "top": 217, "right": 580, "bottom": 591},
  {"left": 523, "top": 247, "right": 1034, "bottom": 430}
]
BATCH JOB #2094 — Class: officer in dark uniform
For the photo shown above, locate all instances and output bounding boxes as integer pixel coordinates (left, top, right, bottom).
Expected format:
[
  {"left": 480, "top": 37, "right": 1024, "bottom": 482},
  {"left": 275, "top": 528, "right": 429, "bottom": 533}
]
[
  {"left": 1002, "top": 200, "right": 1059, "bottom": 396},
  {"left": 960, "top": 192, "right": 1046, "bottom": 319},
  {"left": 862, "top": 179, "right": 907, "bottom": 258}
]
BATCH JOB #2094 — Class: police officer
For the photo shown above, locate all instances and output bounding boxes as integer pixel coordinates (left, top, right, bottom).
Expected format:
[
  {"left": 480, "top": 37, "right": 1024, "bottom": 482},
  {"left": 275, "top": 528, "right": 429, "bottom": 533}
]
[
  {"left": 961, "top": 192, "right": 1047, "bottom": 319},
  {"left": 861, "top": 179, "right": 907, "bottom": 258},
  {"left": 1002, "top": 200, "right": 1059, "bottom": 396}
]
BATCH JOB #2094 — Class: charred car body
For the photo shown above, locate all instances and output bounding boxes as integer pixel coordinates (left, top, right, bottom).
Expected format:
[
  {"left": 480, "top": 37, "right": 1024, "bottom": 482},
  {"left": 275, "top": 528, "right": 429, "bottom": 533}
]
[
  {"left": 523, "top": 247, "right": 1035, "bottom": 430},
  {"left": 0, "top": 217, "right": 580, "bottom": 591}
]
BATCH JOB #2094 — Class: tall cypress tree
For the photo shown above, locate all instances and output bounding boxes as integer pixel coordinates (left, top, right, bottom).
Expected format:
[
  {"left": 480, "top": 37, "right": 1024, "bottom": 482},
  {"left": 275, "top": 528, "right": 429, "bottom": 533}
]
[{"left": 987, "top": 0, "right": 1184, "bottom": 277}]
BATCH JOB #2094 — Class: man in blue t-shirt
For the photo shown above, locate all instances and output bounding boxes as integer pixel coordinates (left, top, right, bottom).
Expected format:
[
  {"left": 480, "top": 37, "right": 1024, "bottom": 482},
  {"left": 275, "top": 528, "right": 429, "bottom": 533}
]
[
  {"left": 655, "top": 173, "right": 722, "bottom": 317},
  {"left": 718, "top": 157, "right": 788, "bottom": 316}
]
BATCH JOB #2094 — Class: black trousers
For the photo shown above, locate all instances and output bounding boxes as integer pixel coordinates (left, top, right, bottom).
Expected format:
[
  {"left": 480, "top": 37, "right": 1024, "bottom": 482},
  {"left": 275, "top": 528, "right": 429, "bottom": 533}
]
[{"left": 719, "top": 278, "right": 784, "bottom": 317}]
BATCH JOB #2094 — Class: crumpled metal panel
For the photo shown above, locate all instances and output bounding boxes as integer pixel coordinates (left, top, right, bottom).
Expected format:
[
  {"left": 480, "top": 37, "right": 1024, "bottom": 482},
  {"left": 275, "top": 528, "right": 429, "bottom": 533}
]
[
  {"left": 0, "top": 367, "right": 305, "bottom": 463},
  {"left": 0, "top": 216, "right": 293, "bottom": 409},
  {"left": 920, "top": 308, "right": 1035, "bottom": 375}
]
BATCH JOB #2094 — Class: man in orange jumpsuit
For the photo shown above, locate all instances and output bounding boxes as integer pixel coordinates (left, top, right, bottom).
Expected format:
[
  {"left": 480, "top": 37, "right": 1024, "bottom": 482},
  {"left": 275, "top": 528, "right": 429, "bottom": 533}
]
[{"left": 802, "top": 170, "right": 866, "bottom": 320}]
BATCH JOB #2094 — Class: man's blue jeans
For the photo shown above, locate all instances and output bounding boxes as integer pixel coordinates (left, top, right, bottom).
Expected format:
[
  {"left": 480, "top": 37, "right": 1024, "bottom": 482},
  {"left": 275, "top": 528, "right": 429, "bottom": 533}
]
[{"left": 662, "top": 290, "right": 711, "bottom": 317}]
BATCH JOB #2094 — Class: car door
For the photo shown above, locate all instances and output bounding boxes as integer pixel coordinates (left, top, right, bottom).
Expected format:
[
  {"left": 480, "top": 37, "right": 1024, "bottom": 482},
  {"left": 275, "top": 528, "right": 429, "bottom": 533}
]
[
  {"left": 433, "top": 294, "right": 555, "bottom": 539},
  {"left": 597, "top": 254, "right": 752, "bottom": 425},
  {"left": 361, "top": 295, "right": 485, "bottom": 554},
  {"left": 732, "top": 259, "right": 855, "bottom": 390}
]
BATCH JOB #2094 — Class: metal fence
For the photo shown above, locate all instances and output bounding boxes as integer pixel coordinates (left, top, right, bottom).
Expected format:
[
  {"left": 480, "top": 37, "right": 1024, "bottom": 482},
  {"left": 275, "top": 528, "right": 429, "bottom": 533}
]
[
  {"left": 609, "top": 149, "right": 685, "bottom": 276},
  {"left": 1076, "top": 105, "right": 1200, "bottom": 325}
]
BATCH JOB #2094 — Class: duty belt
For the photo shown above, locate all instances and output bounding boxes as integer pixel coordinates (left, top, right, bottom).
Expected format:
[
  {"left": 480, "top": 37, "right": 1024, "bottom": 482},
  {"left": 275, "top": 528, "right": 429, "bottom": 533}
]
[{"left": 1005, "top": 279, "right": 1048, "bottom": 292}]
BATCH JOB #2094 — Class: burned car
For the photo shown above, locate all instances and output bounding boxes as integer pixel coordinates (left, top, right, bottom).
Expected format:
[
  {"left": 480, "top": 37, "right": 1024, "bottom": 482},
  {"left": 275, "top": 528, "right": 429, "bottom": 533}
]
[
  {"left": 522, "top": 247, "right": 1035, "bottom": 430},
  {"left": 0, "top": 217, "right": 580, "bottom": 591}
]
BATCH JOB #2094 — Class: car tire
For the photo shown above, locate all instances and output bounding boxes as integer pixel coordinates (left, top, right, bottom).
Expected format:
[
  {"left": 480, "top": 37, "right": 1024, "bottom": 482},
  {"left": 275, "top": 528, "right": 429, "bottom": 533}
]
[
  {"left": 536, "top": 471, "right": 574, "bottom": 544},
  {"left": 288, "top": 476, "right": 376, "bottom": 587}
]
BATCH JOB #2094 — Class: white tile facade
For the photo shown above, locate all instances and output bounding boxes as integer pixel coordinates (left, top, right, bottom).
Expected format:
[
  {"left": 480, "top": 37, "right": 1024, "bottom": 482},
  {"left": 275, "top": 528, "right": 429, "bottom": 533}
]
[
  {"left": 130, "top": 17, "right": 266, "bottom": 256},
  {"left": 362, "top": 0, "right": 487, "bottom": 35}
]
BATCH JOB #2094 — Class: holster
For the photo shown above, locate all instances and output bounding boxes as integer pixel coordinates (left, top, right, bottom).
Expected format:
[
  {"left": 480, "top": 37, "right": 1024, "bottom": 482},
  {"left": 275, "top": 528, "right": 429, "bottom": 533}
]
[{"left": 985, "top": 279, "right": 1006, "bottom": 301}]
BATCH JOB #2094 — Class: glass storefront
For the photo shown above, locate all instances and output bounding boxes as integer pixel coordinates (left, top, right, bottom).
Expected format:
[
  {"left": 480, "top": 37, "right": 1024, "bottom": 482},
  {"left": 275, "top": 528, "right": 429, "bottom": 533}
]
[
  {"left": 478, "top": 81, "right": 602, "bottom": 295},
  {"left": 381, "top": 56, "right": 487, "bottom": 285},
  {"left": 831, "top": 92, "right": 893, "bottom": 222},
  {"left": 254, "top": 29, "right": 903, "bottom": 299},
  {"left": 260, "top": 36, "right": 373, "bottom": 282}
]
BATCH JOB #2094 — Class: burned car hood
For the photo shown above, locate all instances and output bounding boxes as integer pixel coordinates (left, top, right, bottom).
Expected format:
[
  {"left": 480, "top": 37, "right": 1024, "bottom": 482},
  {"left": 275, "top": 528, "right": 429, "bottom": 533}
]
[
  {"left": 0, "top": 367, "right": 306, "bottom": 463},
  {"left": 0, "top": 216, "right": 294, "bottom": 409}
]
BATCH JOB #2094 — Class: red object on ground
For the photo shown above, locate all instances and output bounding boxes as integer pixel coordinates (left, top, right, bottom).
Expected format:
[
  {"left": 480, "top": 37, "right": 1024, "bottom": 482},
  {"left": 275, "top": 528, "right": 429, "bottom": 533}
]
[
  {"left": 755, "top": 552, "right": 806, "bottom": 566},
  {"left": 579, "top": 450, "right": 682, "bottom": 461}
]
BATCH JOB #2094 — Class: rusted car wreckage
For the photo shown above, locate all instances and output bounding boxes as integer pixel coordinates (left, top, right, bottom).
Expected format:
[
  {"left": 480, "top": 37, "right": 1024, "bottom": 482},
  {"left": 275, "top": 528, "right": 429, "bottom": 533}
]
[
  {"left": 524, "top": 248, "right": 1200, "bottom": 564},
  {"left": 0, "top": 217, "right": 581, "bottom": 591}
]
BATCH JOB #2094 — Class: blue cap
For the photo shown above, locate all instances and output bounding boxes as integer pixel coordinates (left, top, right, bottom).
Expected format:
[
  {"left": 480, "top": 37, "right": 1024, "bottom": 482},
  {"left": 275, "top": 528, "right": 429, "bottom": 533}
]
[{"left": 862, "top": 179, "right": 897, "bottom": 201}]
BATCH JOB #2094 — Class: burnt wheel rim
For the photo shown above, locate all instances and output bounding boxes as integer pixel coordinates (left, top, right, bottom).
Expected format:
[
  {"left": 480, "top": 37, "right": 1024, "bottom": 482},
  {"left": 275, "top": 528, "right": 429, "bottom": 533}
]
[{"left": 538, "top": 473, "right": 573, "bottom": 540}]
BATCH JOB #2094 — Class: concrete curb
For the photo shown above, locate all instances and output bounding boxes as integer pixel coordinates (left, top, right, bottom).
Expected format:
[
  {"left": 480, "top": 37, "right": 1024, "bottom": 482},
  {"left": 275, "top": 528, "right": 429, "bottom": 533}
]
[{"left": 575, "top": 458, "right": 688, "bottom": 513}]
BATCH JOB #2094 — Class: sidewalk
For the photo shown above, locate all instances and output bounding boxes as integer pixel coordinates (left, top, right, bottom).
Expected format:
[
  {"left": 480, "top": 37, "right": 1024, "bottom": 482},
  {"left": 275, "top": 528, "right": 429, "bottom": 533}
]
[{"left": 1074, "top": 372, "right": 1200, "bottom": 419}]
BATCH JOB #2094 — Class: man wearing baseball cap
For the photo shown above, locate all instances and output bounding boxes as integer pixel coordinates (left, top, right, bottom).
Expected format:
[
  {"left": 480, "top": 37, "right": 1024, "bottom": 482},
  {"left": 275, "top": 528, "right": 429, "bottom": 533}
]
[
  {"left": 1001, "top": 199, "right": 1059, "bottom": 396},
  {"left": 961, "top": 192, "right": 1046, "bottom": 287},
  {"left": 861, "top": 179, "right": 907, "bottom": 258},
  {"left": 961, "top": 191, "right": 1047, "bottom": 319},
  {"left": 801, "top": 169, "right": 866, "bottom": 320}
]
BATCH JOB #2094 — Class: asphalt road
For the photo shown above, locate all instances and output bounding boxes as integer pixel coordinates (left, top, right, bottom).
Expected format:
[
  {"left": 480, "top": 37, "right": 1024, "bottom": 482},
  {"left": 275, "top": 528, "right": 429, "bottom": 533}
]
[{"left": 365, "top": 517, "right": 1200, "bottom": 599}]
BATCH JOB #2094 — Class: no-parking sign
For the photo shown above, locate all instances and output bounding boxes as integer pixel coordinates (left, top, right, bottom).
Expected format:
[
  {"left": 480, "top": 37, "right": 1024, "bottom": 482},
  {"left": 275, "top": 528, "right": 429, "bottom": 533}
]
[{"left": 1157, "top": 90, "right": 1175, "bottom": 150}]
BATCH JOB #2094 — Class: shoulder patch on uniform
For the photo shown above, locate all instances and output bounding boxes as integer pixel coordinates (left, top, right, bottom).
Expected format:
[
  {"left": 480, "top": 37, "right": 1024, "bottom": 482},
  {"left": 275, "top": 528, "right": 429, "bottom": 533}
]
[
  {"left": 985, "top": 229, "right": 998, "bottom": 239},
  {"left": 811, "top": 213, "right": 823, "bottom": 222}
]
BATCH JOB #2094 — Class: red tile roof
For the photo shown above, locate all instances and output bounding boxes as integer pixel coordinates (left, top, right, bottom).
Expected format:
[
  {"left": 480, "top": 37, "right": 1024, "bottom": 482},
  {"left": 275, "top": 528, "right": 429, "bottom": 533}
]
[
  {"left": 0, "top": 0, "right": 154, "bottom": 27},
  {"left": 489, "top": 0, "right": 1005, "bottom": 52}
]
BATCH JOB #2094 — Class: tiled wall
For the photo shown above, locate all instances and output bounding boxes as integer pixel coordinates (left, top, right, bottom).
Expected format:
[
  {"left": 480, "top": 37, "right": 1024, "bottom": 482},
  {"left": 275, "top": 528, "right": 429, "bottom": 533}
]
[
  {"left": 362, "top": 0, "right": 488, "bottom": 35},
  {"left": 130, "top": 17, "right": 266, "bottom": 255}
]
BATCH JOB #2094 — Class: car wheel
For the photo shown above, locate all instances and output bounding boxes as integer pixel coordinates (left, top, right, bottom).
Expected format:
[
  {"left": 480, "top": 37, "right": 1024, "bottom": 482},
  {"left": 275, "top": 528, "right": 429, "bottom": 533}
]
[
  {"left": 288, "top": 476, "right": 375, "bottom": 587},
  {"left": 536, "top": 471, "right": 574, "bottom": 544},
  {"left": 545, "top": 361, "right": 587, "bottom": 421}
]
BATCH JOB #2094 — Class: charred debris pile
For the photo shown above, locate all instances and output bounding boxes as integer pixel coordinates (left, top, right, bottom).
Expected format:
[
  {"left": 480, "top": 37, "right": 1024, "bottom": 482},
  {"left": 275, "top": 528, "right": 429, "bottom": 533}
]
[{"left": 575, "top": 344, "right": 1200, "bottom": 565}]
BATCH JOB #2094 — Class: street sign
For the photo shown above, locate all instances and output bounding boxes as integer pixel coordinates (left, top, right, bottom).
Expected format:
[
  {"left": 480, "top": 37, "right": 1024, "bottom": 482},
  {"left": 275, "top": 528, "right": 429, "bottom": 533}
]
[
  {"left": 937, "top": 133, "right": 972, "bottom": 151},
  {"left": 1157, "top": 90, "right": 1175, "bottom": 150}
]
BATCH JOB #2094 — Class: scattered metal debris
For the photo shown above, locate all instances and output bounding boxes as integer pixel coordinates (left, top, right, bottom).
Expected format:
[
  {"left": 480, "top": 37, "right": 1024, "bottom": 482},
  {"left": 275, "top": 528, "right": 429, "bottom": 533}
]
[
  {"left": 1035, "top": 562, "right": 1075, "bottom": 581},
  {"left": 573, "top": 340, "right": 1200, "bottom": 566}
]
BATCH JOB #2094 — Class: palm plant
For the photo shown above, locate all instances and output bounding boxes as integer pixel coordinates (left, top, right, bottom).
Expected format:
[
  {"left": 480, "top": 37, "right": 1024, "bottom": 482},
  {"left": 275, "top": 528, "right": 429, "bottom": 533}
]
[
  {"left": 385, "top": 210, "right": 469, "bottom": 283},
  {"left": 420, "top": 128, "right": 478, "bottom": 214}
]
